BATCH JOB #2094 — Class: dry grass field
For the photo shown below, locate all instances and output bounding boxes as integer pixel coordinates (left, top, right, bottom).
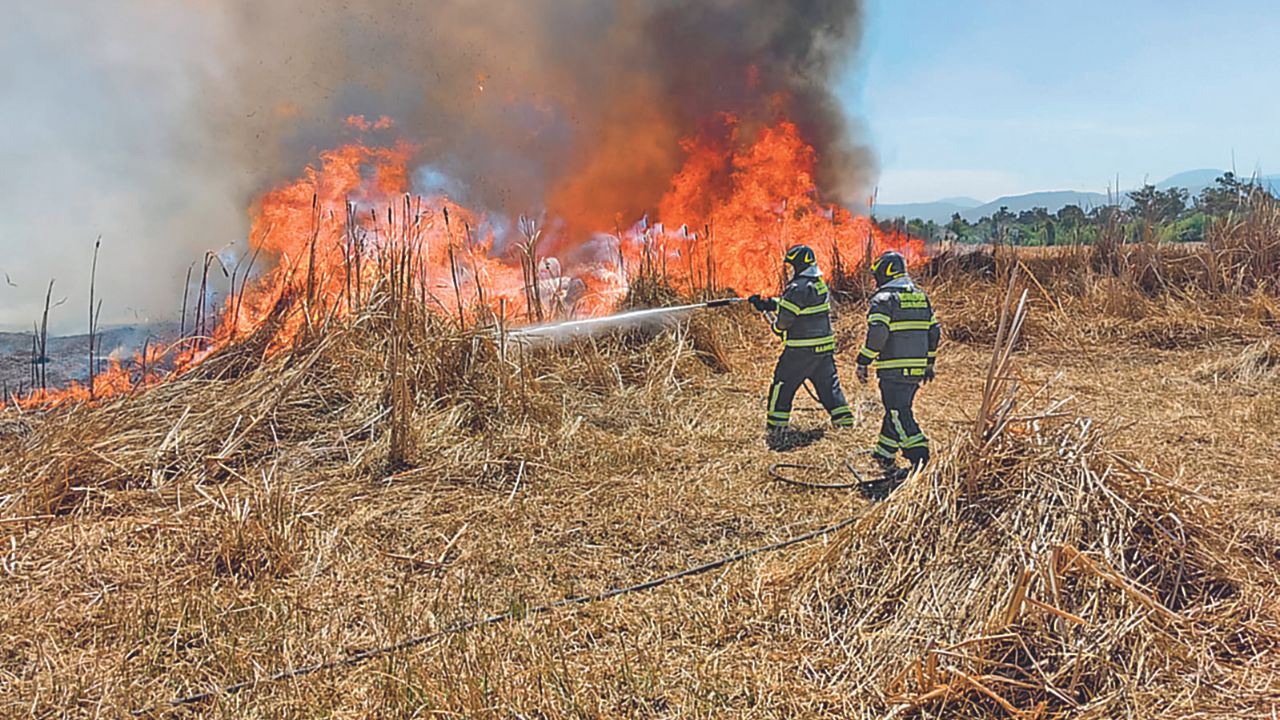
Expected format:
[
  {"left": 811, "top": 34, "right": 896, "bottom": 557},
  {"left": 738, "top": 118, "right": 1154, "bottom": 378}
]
[{"left": 1, "top": 235, "right": 1279, "bottom": 718}]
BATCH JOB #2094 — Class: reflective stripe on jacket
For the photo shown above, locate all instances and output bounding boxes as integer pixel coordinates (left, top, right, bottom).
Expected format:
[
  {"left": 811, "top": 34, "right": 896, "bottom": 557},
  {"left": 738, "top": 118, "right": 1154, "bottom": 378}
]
[
  {"left": 855, "top": 276, "right": 940, "bottom": 381},
  {"left": 772, "top": 268, "right": 835, "bottom": 353}
]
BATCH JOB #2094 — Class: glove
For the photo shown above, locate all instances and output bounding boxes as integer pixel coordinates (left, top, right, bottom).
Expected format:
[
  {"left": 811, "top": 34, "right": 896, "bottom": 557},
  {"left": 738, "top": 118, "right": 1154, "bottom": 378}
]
[
  {"left": 748, "top": 294, "right": 777, "bottom": 312},
  {"left": 923, "top": 367, "right": 936, "bottom": 384},
  {"left": 856, "top": 364, "right": 869, "bottom": 384}
]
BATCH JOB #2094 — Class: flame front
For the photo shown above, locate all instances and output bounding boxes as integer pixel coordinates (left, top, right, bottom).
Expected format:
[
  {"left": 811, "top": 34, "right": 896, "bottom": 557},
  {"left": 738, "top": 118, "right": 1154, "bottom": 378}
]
[{"left": 18, "top": 115, "right": 922, "bottom": 409}]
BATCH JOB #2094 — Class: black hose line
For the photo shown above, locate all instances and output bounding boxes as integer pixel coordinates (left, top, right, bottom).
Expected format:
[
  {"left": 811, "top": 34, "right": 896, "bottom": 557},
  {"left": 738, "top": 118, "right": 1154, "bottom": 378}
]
[
  {"left": 767, "top": 459, "right": 873, "bottom": 489},
  {"left": 135, "top": 511, "right": 864, "bottom": 715}
]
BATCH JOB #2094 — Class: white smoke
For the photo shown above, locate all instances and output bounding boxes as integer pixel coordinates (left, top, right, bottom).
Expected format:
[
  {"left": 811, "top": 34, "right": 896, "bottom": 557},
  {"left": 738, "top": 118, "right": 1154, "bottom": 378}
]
[{"left": 0, "top": 2, "right": 247, "bottom": 333}]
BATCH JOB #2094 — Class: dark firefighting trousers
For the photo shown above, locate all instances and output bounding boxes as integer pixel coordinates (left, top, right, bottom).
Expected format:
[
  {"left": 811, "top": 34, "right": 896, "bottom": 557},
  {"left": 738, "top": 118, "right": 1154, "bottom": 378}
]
[
  {"left": 766, "top": 348, "right": 855, "bottom": 429},
  {"left": 872, "top": 379, "right": 929, "bottom": 466}
]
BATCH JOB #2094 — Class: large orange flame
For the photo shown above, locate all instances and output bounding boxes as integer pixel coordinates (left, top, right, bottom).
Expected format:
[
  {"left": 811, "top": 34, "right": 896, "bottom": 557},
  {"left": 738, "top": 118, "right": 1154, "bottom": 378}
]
[
  {"left": 651, "top": 115, "right": 923, "bottom": 296},
  {"left": 17, "top": 115, "right": 922, "bottom": 409}
]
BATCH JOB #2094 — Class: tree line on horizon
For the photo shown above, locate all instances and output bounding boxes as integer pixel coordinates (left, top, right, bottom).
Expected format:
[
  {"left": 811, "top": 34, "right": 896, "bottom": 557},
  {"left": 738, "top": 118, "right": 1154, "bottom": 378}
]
[{"left": 879, "top": 172, "right": 1277, "bottom": 246}]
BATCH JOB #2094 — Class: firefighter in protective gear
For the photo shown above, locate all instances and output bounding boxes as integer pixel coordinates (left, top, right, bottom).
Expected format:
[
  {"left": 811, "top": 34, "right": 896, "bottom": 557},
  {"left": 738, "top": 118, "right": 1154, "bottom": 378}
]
[
  {"left": 854, "top": 251, "right": 940, "bottom": 472},
  {"left": 748, "top": 244, "right": 855, "bottom": 438}
]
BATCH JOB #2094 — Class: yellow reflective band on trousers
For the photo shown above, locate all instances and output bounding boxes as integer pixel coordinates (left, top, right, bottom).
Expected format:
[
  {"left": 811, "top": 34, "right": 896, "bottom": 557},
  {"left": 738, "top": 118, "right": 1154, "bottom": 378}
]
[
  {"left": 901, "top": 433, "right": 929, "bottom": 449},
  {"left": 785, "top": 335, "right": 836, "bottom": 348},
  {"left": 890, "top": 410, "right": 910, "bottom": 447},
  {"left": 876, "top": 358, "right": 929, "bottom": 370},
  {"left": 767, "top": 380, "right": 789, "bottom": 428}
]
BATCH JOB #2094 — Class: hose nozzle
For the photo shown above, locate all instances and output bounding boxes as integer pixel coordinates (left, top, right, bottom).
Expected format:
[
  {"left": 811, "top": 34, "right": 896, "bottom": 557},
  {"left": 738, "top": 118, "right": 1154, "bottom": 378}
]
[{"left": 703, "top": 297, "right": 745, "bottom": 309}]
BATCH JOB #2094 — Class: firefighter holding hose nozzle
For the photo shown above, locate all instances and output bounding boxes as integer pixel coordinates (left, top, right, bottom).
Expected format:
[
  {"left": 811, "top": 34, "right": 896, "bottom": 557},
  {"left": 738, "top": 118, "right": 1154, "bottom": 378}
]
[
  {"left": 749, "top": 244, "right": 856, "bottom": 448},
  {"left": 855, "top": 251, "right": 941, "bottom": 475}
]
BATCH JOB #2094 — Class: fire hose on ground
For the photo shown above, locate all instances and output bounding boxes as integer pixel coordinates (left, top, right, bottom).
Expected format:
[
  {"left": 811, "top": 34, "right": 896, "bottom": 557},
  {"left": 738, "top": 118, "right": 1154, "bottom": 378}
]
[
  {"left": 769, "top": 458, "right": 871, "bottom": 489},
  {"left": 134, "top": 508, "right": 870, "bottom": 714}
]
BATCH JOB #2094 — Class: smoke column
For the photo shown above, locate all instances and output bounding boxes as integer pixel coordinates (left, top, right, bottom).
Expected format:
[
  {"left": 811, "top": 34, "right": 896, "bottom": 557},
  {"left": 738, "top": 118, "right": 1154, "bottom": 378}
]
[
  {"left": 212, "top": 0, "right": 872, "bottom": 230},
  {"left": 0, "top": 2, "right": 242, "bottom": 333},
  {"left": 0, "top": 0, "right": 871, "bottom": 333}
]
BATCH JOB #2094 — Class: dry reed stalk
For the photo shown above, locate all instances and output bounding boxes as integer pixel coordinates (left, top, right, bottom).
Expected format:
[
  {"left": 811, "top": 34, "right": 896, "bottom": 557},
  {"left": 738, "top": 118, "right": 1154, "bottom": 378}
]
[
  {"left": 86, "top": 237, "right": 101, "bottom": 400},
  {"left": 37, "top": 279, "right": 55, "bottom": 392},
  {"left": 303, "top": 193, "right": 321, "bottom": 330},
  {"left": 193, "top": 251, "right": 229, "bottom": 350},
  {"left": 974, "top": 263, "right": 1028, "bottom": 445},
  {"left": 28, "top": 332, "right": 36, "bottom": 392},
  {"left": 518, "top": 215, "right": 545, "bottom": 322},
  {"left": 229, "top": 246, "right": 262, "bottom": 342},
  {"left": 464, "top": 220, "right": 489, "bottom": 317},
  {"left": 440, "top": 206, "right": 467, "bottom": 330},
  {"left": 178, "top": 262, "right": 194, "bottom": 339},
  {"left": 89, "top": 300, "right": 101, "bottom": 397},
  {"left": 704, "top": 222, "right": 717, "bottom": 299}
]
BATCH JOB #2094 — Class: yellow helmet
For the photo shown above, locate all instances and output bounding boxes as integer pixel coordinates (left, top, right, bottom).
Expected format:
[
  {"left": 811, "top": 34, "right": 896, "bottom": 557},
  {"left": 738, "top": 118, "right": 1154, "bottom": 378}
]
[
  {"left": 784, "top": 244, "right": 817, "bottom": 273},
  {"left": 871, "top": 251, "right": 907, "bottom": 286}
]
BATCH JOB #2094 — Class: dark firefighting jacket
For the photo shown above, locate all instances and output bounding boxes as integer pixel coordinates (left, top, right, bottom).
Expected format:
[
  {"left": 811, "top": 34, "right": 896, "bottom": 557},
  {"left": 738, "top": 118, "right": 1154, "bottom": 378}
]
[
  {"left": 855, "top": 276, "right": 940, "bottom": 381},
  {"left": 772, "top": 267, "right": 835, "bottom": 353}
]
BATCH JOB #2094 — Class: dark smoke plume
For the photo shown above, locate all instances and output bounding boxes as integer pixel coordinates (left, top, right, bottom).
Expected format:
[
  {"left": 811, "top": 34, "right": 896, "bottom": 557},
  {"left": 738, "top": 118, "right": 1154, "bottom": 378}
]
[
  {"left": 0, "top": 0, "right": 870, "bottom": 332},
  {"left": 208, "top": 0, "right": 872, "bottom": 230}
]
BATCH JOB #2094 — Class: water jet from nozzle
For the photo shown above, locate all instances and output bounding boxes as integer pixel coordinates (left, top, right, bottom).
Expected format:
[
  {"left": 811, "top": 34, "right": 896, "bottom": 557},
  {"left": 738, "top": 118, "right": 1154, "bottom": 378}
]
[{"left": 507, "top": 298, "right": 743, "bottom": 342}]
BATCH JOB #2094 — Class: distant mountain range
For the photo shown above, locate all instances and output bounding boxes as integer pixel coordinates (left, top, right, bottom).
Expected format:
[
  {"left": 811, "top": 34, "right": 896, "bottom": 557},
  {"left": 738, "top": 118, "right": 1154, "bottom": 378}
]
[{"left": 875, "top": 169, "right": 1280, "bottom": 224}]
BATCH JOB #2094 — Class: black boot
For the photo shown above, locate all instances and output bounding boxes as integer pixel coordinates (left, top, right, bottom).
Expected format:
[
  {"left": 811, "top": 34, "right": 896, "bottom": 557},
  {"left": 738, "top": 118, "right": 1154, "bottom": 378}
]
[
  {"left": 868, "top": 451, "right": 896, "bottom": 473},
  {"left": 767, "top": 426, "right": 789, "bottom": 451},
  {"left": 859, "top": 458, "right": 906, "bottom": 500},
  {"left": 905, "top": 448, "right": 930, "bottom": 473}
]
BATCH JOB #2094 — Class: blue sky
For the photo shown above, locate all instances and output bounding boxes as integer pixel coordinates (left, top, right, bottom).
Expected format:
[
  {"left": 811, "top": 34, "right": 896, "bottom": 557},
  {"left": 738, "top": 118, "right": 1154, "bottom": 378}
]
[{"left": 846, "top": 1, "right": 1280, "bottom": 204}]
